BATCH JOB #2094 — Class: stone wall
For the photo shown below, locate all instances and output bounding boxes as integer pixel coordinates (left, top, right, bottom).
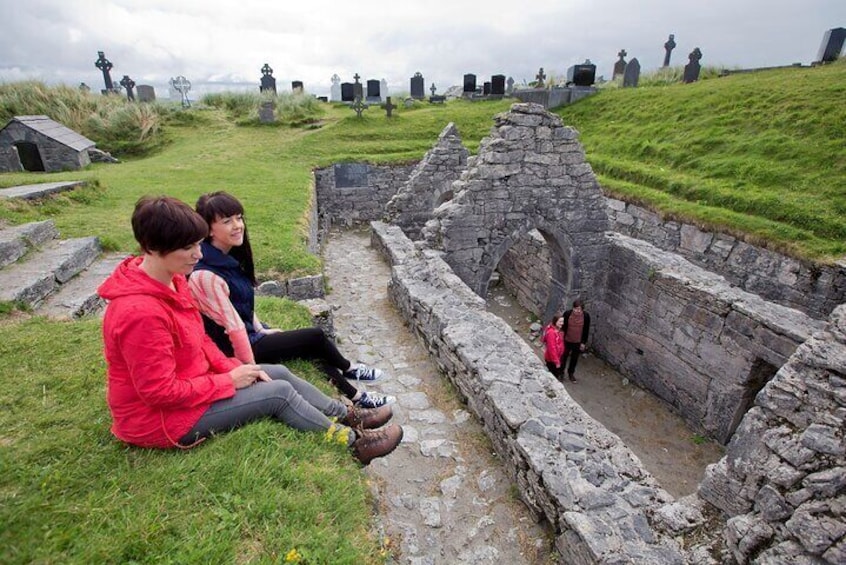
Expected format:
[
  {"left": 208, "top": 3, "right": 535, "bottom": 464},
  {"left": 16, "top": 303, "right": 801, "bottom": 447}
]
[
  {"left": 496, "top": 229, "right": 552, "bottom": 317},
  {"left": 594, "top": 232, "right": 824, "bottom": 444},
  {"left": 314, "top": 162, "right": 416, "bottom": 230},
  {"left": 698, "top": 305, "right": 846, "bottom": 563},
  {"left": 384, "top": 122, "right": 469, "bottom": 240},
  {"left": 607, "top": 198, "right": 846, "bottom": 320},
  {"left": 372, "top": 221, "right": 686, "bottom": 564},
  {"left": 0, "top": 122, "right": 91, "bottom": 172}
]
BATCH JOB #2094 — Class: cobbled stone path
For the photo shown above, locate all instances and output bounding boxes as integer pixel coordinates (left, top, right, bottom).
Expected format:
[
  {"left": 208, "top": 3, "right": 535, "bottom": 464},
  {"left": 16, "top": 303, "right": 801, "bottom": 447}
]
[{"left": 325, "top": 228, "right": 553, "bottom": 564}]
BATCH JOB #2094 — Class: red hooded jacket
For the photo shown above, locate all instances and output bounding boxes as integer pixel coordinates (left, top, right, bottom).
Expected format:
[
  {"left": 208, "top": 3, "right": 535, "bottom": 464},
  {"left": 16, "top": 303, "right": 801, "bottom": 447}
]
[
  {"left": 98, "top": 256, "right": 239, "bottom": 448},
  {"left": 542, "top": 324, "right": 565, "bottom": 367}
]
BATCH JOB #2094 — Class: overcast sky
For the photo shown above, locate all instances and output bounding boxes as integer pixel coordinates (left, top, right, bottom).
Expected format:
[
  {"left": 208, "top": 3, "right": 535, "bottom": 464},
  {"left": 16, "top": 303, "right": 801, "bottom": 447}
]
[{"left": 2, "top": 0, "right": 844, "bottom": 98}]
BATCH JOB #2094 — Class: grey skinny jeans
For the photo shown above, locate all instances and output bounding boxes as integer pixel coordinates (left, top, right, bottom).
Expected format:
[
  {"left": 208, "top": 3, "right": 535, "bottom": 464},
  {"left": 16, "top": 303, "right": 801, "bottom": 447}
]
[{"left": 179, "top": 364, "right": 349, "bottom": 446}]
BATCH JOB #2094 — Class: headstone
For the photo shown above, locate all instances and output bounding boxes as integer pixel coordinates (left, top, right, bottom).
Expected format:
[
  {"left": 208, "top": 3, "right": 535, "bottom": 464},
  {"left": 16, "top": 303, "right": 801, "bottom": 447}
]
[
  {"left": 491, "top": 75, "right": 505, "bottom": 96},
  {"left": 816, "top": 27, "right": 846, "bottom": 63},
  {"left": 259, "top": 101, "right": 276, "bottom": 123},
  {"left": 79, "top": 83, "right": 90, "bottom": 93},
  {"left": 94, "top": 51, "right": 115, "bottom": 94},
  {"left": 119, "top": 75, "right": 136, "bottom": 101},
  {"left": 292, "top": 81, "right": 304, "bottom": 93},
  {"left": 352, "top": 73, "right": 363, "bottom": 99},
  {"left": 535, "top": 67, "right": 547, "bottom": 87},
  {"left": 506, "top": 76, "right": 514, "bottom": 95},
  {"left": 341, "top": 82, "right": 355, "bottom": 102},
  {"left": 430, "top": 83, "right": 437, "bottom": 96},
  {"left": 171, "top": 75, "right": 192, "bottom": 108},
  {"left": 410, "top": 72, "right": 425, "bottom": 99},
  {"left": 613, "top": 49, "right": 627, "bottom": 80},
  {"left": 366, "top": 79, "right": 381, "bottom": 103},
  {"left": 136, "top": 84, "right": 156, "bottom": 102},
  {"left": 567, "top": 60, "right": 596, "bottom": 86},
  {"left": 683, "top": 48, "right": 703, "bottom": 83},
  {"left": 404, "top": 97, "right": 414, "bottom": 108},
  {"left": 663, "top": 34, "right": 676, "bottom": 67},
  {"left": 463, "top": 73, "right": 476, "bottom": 93},
  {"left": 260, "top": 63, "right": 276, "bottom": 94},
  {"left": 483, "top": 82, "right": 491, "bottom": 95},
  {"left": 622, "top": 57, "right": 641, "bottom": 87},
  {"left": 330, "top": 74, "right": 341, "bottom": 102},
  {"left": 383, "top": 96, "right": 396, "bottom": 117},
  {"left": 380, "top": 78, "right": 389, "bottom": 100},
  {"left": 351, "top": 96, "right": 368, "bottom": 118}
]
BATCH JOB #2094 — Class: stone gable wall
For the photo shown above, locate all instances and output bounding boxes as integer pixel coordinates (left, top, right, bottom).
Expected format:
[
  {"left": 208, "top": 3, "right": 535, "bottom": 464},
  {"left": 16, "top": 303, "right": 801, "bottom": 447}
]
[{"left": 0, "top": 122, "right": 90, "bottom": 172}]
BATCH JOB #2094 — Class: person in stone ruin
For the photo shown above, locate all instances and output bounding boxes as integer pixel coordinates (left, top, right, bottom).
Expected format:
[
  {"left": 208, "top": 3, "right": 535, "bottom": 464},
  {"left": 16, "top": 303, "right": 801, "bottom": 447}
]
[
  {"left": 561, "top": 300, "right": 591, "bottom": 382},
  {"left": 542, "top": 313, "right": 566, "bottom": 380},
  {"left": 189, "top": 191, "right": 394, "bottom": 411},
  {"left": 98, "top": 195, "right": 402, "bottom": 464}
]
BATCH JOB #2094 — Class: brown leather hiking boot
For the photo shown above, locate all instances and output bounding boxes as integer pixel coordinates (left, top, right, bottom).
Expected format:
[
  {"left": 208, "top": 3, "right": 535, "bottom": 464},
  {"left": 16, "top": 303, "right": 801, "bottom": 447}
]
[
  {"left": 342, "top": 402, "right": 393, "bottom": 430},
  {"left": 352, "top": 423, "right": 403, "bottom": 465}
]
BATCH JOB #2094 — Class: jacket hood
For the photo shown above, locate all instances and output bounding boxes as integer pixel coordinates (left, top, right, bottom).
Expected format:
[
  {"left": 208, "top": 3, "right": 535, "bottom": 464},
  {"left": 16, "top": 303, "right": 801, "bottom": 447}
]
[
  {"left": 198, "top": 241, "right": 239, "bottom": 269},
  {"left": 98, "top": 256, "right": 195, "bottom": 309}
]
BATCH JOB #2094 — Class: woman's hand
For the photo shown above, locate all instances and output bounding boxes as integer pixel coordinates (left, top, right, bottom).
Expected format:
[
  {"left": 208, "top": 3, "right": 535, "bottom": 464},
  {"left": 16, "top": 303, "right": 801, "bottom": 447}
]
[{"left": 230, "top": 364, "right": 266, "bottom": 389}]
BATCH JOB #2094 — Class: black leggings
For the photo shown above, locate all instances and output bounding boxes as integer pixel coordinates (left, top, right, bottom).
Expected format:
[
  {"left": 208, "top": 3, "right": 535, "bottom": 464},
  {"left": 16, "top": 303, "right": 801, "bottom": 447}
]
[{"left": 252, "top": 327, "right": 358, "bottom": 399}]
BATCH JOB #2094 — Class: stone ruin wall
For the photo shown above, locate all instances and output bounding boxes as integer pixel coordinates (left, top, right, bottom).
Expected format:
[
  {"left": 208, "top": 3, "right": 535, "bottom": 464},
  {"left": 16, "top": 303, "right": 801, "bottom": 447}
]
[
  {"left": 0, "top": 121, "right": 91, "bottom": 173},
  {"left": 313, "top": 103, "right": 845, "bottom": 563}
]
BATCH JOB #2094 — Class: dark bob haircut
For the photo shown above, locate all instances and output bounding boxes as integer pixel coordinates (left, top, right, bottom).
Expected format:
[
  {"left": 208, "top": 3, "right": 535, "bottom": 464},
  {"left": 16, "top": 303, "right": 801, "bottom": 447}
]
[
  {"left": 131, "top": 196, "right": 209, "bottom": 254},
  {"left": 195, "top": 191, "right": 256, "bottom": 286}
]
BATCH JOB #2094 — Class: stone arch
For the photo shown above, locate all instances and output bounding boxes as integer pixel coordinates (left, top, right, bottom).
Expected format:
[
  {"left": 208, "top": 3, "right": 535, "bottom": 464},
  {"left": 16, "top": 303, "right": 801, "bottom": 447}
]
[{"left": 423, "top": 103, "right": 609, "bottom": 308}]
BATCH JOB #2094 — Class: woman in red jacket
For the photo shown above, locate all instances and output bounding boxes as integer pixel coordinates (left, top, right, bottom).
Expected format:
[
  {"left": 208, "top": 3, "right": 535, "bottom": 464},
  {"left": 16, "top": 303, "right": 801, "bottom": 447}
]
[
  {"left": 98, "top": 196, "right": 401, "bottom": 464},
  {"left": 542, "top": 313, "right": 565, "bottom": 380}
]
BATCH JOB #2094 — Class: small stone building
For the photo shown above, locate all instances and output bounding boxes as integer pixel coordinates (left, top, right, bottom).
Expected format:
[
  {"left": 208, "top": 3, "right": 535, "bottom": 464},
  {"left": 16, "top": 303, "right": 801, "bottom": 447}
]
[{"left": 0, "top": 115, "right": 95, "bottom": 173}]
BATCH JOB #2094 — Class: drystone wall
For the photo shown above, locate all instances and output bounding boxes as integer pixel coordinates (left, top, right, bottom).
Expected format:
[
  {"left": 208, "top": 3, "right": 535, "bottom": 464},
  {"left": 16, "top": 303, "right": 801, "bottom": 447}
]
[
  {"left": 607, "top": 198, "right": 846, "bottom": 320},
  {"left": 372, "top": 221, "right": 688, "bottom": 564},
  {"left": 698, "top": 304, "right": 846, "bottom": 563},
  {"left": 384, "top": 122, "right": 469, "bottom": 240},
  {"left": 314, "top": 162, "right": 415, "bottom": 230},
  {"left": 594, "top": 233, "right": 825, "bottom": 445},
  {"left": 496, "top": 229, "right": 552, "bottom": 316}
]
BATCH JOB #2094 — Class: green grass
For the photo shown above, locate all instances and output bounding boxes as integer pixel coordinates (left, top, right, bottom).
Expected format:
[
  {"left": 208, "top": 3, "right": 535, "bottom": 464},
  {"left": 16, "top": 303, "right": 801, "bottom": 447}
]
[{"left": 557, "top": 59, "right": 846, "bottom": 260}]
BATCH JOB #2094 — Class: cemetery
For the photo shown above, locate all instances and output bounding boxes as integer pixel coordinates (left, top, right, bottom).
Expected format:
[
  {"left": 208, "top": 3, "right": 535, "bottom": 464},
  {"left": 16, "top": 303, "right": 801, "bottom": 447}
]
[{"left": 0, "top": 32, "right": 844, "bottom": 563}]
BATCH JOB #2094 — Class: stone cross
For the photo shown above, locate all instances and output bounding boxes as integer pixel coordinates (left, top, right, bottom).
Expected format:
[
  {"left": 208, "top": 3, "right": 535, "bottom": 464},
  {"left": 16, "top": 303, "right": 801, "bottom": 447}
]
[
  {"left": 430, "top": 83, "right": 437, "bottom": 96},
  {"left": 353, "top": 73, "right": 363, "bottom": 99},
  {"left": 506, "top": 76, "right": 514, "bottom": 95},
  {"left": 535, "top": 67, "right": 546, "bottom": 87},
  {"left": 171, "top": 75, "right": 192, "bottom": 108},
  {"left": 683, "top": 47, "right": 703, "bottom": 83},
  {"left": 663, "top": 34, "right": 676, "bottom": 67},
  {"left": 95, "top": 51, "right": 114, "bottom": 92},
  {"left": 351, "top": 96, "right": 368, "bottom": 118},
  {"left": 383, "top": 96, "right": 396, "bottom": 118},
  {"left": 119, "top": 75, "right": 136, "bottom": 101},
  {"left": 613, "top": 49, "right": 628, "bottom": 80},
  {"left": 261, "top": 63, "right": 273, "bottom": 77}
]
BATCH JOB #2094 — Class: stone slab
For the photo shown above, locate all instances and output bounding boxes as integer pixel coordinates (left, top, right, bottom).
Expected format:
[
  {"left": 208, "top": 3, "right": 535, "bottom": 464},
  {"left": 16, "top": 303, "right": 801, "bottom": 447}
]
[
  {"left": 0, "top": 220, "right": 59, "bottom": 268},
  {"left": 38, "top": 253, "right": 125, "bottom": 318},
  {"left": 0, "top": 181, "right": 86, "bottom": 200}
]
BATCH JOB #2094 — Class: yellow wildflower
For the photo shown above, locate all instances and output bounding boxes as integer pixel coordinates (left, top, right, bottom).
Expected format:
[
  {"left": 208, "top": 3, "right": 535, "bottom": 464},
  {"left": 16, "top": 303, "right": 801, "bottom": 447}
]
[{"left": 284, "top": 548, "right": 302, "bottom": 562}]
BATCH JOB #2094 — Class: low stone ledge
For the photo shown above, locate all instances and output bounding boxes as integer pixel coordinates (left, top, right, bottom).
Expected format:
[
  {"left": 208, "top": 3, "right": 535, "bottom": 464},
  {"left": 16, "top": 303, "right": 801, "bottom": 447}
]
[
  {"left": 371, "top": 221, "right": 685, "bottom": 563},
  {"left": 256, "top": 274, "right": 325, "bottom": 301}
]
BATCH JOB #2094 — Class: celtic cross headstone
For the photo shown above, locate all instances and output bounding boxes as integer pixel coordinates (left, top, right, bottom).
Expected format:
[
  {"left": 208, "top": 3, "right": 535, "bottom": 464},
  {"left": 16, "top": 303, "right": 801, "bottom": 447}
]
[
  {"left": 95, "top": 51, "right": 115, "bottom": 93},
  {"left": 171, "top": 75, "right": 192, "bottom": 108},
  {"left": 119, "top": 75, "right": 136, "bottom": 101}
]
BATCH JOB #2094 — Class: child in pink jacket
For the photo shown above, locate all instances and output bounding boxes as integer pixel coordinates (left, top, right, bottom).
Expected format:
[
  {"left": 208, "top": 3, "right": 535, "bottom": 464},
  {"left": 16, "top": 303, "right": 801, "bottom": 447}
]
[{"left": 542, "top": 314, "right": 566, "bottom": 380}]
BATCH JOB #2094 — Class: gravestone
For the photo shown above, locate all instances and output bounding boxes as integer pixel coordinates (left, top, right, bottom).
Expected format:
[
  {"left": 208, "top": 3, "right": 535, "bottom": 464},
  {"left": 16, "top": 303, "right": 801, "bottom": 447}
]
[
  {"left": 613, "top": 49, "right": 627, "bottom": 80},
  {"left": 119, "top": 75, "right": 136, "bottom": 101},
  {"left": 259, "top": 101, "right": 276, "bottom": 123},
  {"left": 330, "top": 74, "right": 341, "bottom": 102},
  {"left": 136, "top": 84, "right": 156, "bottom": 102},
  {"left": 483, "top": 82, "right": 491, "bottom": 95},
  {"left": 404, "top": 97, "right": 414, "bottom": 108},
  {"left": 491, "top": 75, "right": 505, "bottom": 96},
  {"left": 260, "top": 63, "right": 276, "bottom": 94},
  {"left": 341, "top": 82, "right": 355, "bottom": 102},
  {"left": 292, "top": 81, "right": 304, "bottom": 93},
  {"left": 567, "top": 60, "right": 596, "bottom": 86},
  {"left": 366, "top": 79, "right": 381, "bottom": 103},
  {"left": 171, "top": 75, "right": 191, "bottom": 108},
  {"left": 79, "top": 82, "right": 90, "bottom": 93},
  {"left": 351, "top": 96, "right": 368, "bottom": 118},
  {"left": 622, "top": 57, "right": 641, "bottom": 87},
  {"left": 816, "top": 27, "right": 846, "bottom": 63},
  {"left": 663, "top": 34, "right": 676, "bottom": 67},
  {"left": 353, "top": 73, "right": 363, "bottom": 99},
  {"left": 410, "top": 72, "right": 425, "bottom": 99},
  {"left": 535, "top": 67, "right": 546, "bottom": 87},
  {"left": 430, "top": 83, "right": 437, "bottom": 96},
  {"left": 380, "top": 78, "right": 389, "bottom": 99},
  {"left": 94, "top": 51, "right": 115, "bottom": 94},
  {"left": 506, "top": 76, "right": 514, "bottom": 95},
  {"left": 683, "top": 47, "right": 702, "bottom": 83},
  {"left": 383, "top": 96, "right": 396, "bottom": 117},
  {"left": 334, "top": 163, "right": 369, "bottom": 187},
  {"left": 463, "top": 74, "right": 476, "bottom": 93}
]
